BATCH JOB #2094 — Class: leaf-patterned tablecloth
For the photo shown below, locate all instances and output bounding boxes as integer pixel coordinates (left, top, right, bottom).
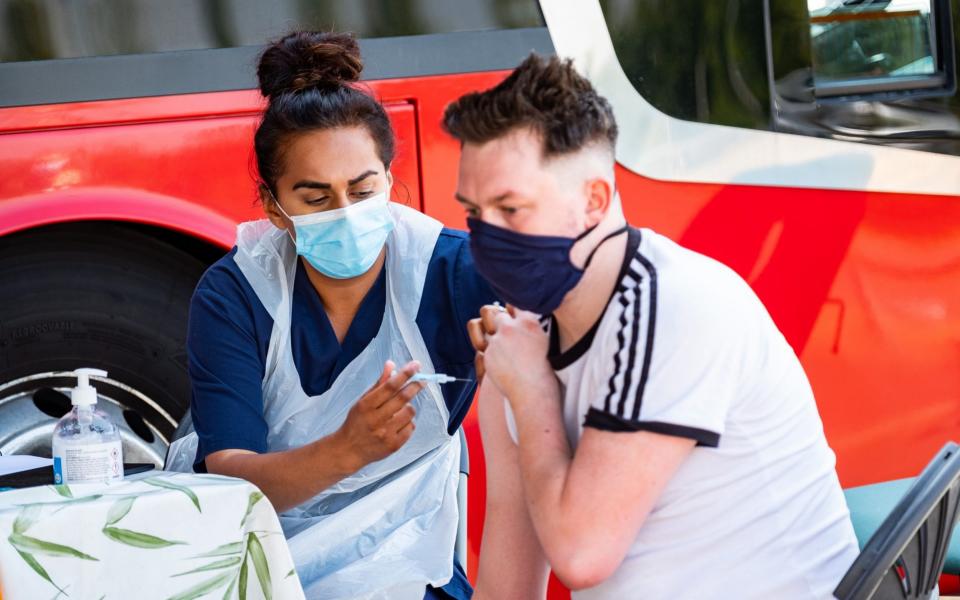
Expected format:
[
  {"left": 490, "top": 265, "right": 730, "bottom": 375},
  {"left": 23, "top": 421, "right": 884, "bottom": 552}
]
[{"left": 0, "top": 473, "right": 305, "bottom": 600}]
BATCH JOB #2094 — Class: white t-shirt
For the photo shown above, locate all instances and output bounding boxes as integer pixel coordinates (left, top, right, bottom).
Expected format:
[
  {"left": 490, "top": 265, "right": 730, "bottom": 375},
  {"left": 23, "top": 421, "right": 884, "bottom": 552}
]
[{"left": 509, "top": 227, "right": 859, "bottom": 599}]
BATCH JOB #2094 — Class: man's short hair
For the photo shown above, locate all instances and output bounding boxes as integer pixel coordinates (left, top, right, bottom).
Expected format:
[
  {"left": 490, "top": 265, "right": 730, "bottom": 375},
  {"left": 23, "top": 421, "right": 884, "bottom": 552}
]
[{"left": 442, "top": 53, "right": 618, "bottom": 158}]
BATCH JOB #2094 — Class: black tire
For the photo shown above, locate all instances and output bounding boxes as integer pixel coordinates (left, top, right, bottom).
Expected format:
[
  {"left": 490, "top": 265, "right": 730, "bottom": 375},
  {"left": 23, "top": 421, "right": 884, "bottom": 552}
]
[{"left": 0, "top": 222, "right": 209, "bottom": 460}]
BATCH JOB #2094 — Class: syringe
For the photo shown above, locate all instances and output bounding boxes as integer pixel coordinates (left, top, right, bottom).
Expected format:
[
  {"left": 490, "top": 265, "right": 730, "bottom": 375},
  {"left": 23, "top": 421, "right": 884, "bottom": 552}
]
[{"left": 392, "top": 371, "right": 473, "bottom": 385}]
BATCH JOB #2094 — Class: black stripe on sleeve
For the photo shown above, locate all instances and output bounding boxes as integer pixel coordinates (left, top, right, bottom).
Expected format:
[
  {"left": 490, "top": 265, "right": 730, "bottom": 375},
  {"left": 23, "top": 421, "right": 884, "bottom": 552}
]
[
  {"left": 603, "top": 251, "right": 658, "bottom": 420},
  {"left": 604, "top": 292, "right": 632, "bottom": 414},
  {"left": 583, "top": 408, "right": 720, "bottom": 447},
  {"left": 631, "top": 253, "right": 658, "bottom": 421},
  {"left": 616, "top": 280, "right": 642, "bottom": 416}
]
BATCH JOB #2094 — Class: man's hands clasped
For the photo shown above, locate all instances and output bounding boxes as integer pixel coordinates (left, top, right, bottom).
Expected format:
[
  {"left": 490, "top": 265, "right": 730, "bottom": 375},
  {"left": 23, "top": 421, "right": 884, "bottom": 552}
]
[{"left": 467, "top": 304, "right": 555, "bottom": 403}]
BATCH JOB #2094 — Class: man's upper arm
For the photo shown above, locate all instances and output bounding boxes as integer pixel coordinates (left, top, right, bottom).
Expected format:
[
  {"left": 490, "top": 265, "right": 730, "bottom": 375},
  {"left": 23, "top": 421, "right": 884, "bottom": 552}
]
[
  {"left": 476, "top": 380, "right": 550, "bottom": 599},
  {"left": 562, "top": 427, "right": 694, "bottom": 582}
]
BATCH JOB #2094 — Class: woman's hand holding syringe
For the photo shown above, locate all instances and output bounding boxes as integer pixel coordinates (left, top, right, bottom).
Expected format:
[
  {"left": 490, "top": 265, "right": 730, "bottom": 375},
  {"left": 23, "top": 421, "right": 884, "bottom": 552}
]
[
  {"left": 335, "top": 362, "right": 470, "bottom": 472},
  {"left": 334, "top": 360, "right": 426, "bottom": 470}
]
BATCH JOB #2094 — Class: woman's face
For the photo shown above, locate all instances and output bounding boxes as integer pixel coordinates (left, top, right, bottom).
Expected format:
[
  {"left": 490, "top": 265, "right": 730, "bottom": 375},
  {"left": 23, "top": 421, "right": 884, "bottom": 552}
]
[{"left": 263, "top": 125, "right": 392, "bottom": 228}]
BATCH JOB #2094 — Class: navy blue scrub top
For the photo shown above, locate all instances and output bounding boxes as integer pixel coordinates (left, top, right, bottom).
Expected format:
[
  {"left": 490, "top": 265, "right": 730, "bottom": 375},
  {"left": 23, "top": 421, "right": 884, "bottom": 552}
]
[{"left": 187, "top": 228, "right": 490, "bottom": 600}]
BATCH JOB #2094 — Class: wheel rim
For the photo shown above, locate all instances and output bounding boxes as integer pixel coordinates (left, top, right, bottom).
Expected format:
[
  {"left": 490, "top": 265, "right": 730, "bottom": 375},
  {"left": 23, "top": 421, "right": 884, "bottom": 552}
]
[{"left": 0, "top": 372, "right": 175, "bottom": 467}]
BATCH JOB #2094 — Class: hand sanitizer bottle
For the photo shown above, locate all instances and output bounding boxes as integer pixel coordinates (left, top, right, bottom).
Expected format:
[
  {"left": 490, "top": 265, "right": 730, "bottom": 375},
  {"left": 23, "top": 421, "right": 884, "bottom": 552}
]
[{"left": 52, "top": 368, "right": 123, "bottom": 484}]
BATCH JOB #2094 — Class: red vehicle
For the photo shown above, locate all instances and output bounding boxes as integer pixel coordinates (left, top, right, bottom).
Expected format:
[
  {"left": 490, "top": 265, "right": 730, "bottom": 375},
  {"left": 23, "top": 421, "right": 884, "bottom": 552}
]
[{"left": 1, "top": 0, "right": 958, "bottom": 595}]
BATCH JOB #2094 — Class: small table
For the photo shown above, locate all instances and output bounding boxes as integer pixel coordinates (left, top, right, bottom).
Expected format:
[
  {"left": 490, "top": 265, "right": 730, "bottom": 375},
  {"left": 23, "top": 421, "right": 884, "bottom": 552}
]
[{"left": 0, "top": 472, "right": 305, "bottom": 599}]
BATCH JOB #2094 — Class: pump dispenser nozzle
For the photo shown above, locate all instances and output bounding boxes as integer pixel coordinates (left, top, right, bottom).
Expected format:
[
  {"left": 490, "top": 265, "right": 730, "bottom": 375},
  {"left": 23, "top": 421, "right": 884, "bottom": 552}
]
[{"left": 72, "top": 368, "right": 107, "bottom": 407}]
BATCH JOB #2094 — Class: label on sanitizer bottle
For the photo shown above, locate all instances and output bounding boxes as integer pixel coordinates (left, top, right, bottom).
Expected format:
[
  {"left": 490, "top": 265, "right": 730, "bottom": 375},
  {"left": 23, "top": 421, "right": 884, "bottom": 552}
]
[{"left": 52, "top": 440, "right": 123, "bottom": 484}]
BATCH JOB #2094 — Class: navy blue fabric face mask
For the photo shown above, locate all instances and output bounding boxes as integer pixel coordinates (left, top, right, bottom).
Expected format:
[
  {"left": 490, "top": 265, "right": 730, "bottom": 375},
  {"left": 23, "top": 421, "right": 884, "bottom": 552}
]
[{"left": 467, "top": 217, "right": 628, "bottom": 315}]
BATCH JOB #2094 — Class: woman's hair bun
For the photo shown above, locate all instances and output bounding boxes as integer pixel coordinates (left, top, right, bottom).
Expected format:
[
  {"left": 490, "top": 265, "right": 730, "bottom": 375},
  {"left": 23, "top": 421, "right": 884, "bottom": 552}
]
[{"left": 257, "top": 31, "right": 363, "bottom": 99}]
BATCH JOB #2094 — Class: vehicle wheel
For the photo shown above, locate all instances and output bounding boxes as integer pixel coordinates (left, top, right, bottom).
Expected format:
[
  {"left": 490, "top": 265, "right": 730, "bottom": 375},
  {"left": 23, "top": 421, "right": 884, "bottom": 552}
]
[{"left": 0, "top": 222, "right": 210, "bottom": 467}]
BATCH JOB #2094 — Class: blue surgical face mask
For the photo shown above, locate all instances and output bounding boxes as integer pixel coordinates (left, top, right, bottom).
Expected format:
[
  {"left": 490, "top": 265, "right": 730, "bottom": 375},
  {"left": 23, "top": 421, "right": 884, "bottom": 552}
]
[
  {"left": 467, "top": 218, "right": 628, "bottom": 314},
  {"left": 275, "top": 191, "right": 395, "bottom": 279}
]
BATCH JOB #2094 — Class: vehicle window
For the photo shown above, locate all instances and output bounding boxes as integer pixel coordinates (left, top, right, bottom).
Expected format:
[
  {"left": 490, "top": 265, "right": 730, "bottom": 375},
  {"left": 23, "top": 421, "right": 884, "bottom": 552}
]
[
  {"left": 601, "top": 0, "right": 959, "bottom": 156},
  {"left": 0, "top": 0, "right": 543, "bottom": 63},
  {"left": 599, "top": 0, "right": 771, "bottom": 130},
  {"left": 808, "top": 0, "right": 946, "bottom": 96}
]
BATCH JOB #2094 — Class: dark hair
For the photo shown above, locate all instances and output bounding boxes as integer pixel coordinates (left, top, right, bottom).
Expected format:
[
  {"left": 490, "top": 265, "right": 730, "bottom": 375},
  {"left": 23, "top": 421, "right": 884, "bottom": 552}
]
[
  {"left": 442, "top": 54, "right": 617, "bottom": 158},
  {"left": 254, "top": 31, "right": 395, "bottom": 194}
]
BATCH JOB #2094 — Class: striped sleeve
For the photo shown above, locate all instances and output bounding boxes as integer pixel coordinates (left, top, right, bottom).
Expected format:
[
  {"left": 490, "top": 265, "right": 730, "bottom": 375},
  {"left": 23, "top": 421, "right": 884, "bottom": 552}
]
[{"left": 582, "top": 252, "right": 731, "bottom": 448}]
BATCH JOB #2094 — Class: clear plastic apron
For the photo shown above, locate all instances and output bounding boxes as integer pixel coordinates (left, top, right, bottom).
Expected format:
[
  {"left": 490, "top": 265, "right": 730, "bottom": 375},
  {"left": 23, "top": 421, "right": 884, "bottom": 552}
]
[{"left": 166, "top": 203, "right": 460, "bottom": 600}]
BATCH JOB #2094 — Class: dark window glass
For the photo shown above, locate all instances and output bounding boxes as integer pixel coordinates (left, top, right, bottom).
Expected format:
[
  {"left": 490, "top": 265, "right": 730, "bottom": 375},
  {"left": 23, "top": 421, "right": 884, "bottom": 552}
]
[
  {"left": 0, "top": 0, "right": 543, "bottom": 63},
  {"left": 600, "top": 0, "right": 771, "bottom": 130}
]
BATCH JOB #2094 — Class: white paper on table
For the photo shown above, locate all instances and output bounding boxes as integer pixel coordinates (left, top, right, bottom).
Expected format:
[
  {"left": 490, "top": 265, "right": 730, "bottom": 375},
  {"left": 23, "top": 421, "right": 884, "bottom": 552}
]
[{"left": 0, "top": 455, "right": 52, "bottom": 476}]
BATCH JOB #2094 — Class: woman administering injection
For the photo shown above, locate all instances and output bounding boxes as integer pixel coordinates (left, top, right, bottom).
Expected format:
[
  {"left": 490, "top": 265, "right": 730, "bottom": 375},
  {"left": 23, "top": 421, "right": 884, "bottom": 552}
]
[{"left": 166, "top": 31, "right": 494, "bottom": 599}]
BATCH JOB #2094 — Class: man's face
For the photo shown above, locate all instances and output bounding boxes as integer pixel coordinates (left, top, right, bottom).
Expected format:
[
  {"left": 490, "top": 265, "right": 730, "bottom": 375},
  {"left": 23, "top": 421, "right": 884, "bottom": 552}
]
[{"left": 455, "top": 128, "right": 588, "bottom": 237}]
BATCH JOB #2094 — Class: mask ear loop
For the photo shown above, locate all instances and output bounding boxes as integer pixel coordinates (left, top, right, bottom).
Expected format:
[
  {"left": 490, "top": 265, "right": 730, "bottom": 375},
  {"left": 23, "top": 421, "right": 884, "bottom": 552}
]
[
  {"left": 261, "top": 182, "right": 297, "bottom": 244},
  {"left": 580, "top": 226, "right": 629, "bottom": 271},
  {"left": 578, "top": 185, "right": 627, "bottom": 271}
]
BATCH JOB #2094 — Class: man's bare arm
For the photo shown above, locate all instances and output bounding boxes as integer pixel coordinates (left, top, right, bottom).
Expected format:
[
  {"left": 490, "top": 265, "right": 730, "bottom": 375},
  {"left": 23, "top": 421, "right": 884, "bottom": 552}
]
[{"left": 473, "top": 378, "right": 550, "bottom": 600}]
